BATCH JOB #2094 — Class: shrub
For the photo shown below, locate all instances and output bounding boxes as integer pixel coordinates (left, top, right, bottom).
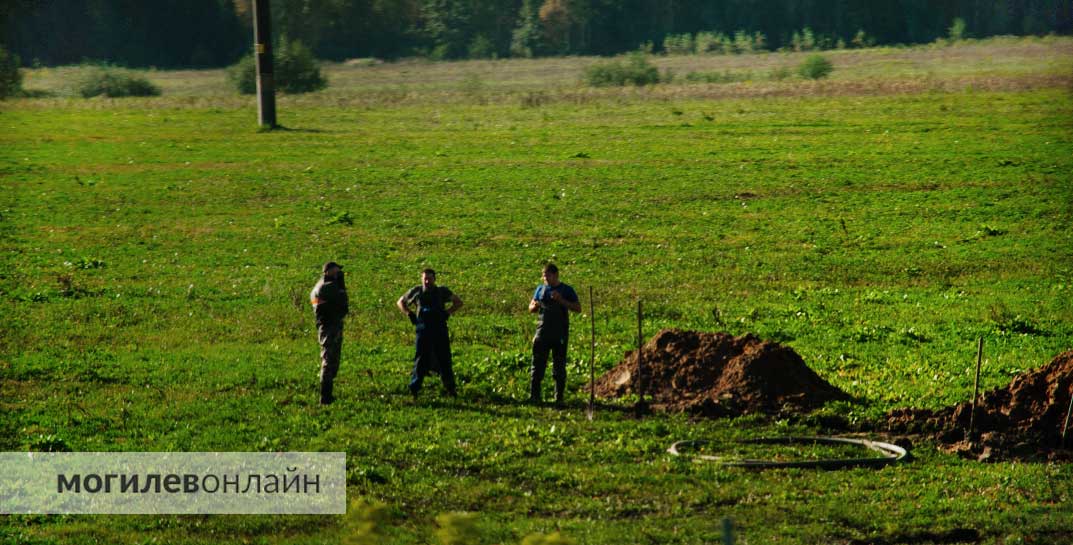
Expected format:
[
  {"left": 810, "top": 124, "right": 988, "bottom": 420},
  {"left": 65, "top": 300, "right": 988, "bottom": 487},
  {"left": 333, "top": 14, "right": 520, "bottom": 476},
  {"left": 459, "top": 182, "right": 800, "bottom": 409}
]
[
  {"left": 77, "top": 67, "right": 161, "bottom": 98},
  {"left": 583, "top": 52, "right": 661, "bottom": 87},
  {"left": 851, "top": 29, "right": 875, "bottom": 48},
  {"left": 798, "top": 54, "right": 834, "bottom": 79},
  {"left": 662, "top": 33, "right": 694, "bottom": 55},
  {"left": 467, "top": 34, "right": 496, "bottom": 59},
  {"left": 752, "top": 31, "right": 767, "bottom": 51},
  {"left": 733, "top": 30, "right": 754, "bottom": 53},
  {"left": 769, "top": 66, "right": 793, "bottom": 81},
  {"left": 275, "top": 39, "right": 327, "bottom": 93},
  {"left": 228, "top": 55, "right": 257, "bottom": 94},
  {"left": 694, "top": 32, "right": 719, "bottom": 54},
  {"left": 948, "top": 17, "right": 968, "bottom": 42},
  {"left": 684, "top": 70, "right": 750, "bottom": 84},
  {"left": 791, "top": 27, "right": 816, "bottom": 51},
  {"left": 0, "top": 45, "right": 23, "bottom": 99},
  {"left": 229, "top": 38, "right": 327, "bottom": 95}
]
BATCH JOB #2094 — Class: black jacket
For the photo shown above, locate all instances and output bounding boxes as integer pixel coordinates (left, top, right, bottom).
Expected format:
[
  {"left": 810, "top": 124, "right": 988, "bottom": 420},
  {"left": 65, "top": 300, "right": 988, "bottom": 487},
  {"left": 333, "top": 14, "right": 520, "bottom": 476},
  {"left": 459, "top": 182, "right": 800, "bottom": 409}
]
[{"left": 311, "top": 276, "right": 349, "bottom": 326}]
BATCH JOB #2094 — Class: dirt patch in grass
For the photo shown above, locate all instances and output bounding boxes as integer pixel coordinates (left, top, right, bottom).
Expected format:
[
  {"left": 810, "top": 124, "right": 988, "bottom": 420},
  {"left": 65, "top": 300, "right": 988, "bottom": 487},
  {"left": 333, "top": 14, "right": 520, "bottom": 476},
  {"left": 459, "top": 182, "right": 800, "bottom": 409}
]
[
  {"left": 887, "top": 350, "right": 1073, "bottom": 462},
  {"left": 593, "top": 328, "right": 849, "bottom": 416}
]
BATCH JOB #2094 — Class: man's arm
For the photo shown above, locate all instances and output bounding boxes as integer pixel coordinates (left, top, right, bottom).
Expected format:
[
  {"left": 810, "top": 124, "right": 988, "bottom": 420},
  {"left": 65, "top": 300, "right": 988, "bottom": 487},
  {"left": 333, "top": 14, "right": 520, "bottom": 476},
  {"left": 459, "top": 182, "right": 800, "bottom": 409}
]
[
  {"left": 447, "top": 293, "right": 463, "bottom": 316},
  {"left": 562, "top": 296, "right": 579, "bottom": 313},
  {"left": 528, "top": 286, "right": 541, "bottom": 313},
  {"left": 396, "top": 292, "right": 412, "bottom": 315},
  {"left": 550, "top": 289, "right": 582, "bottom": 313}
]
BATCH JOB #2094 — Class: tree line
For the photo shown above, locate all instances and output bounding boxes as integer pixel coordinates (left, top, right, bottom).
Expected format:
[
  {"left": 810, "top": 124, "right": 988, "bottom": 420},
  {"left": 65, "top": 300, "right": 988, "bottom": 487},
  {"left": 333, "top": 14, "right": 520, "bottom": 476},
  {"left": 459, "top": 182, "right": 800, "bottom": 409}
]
[{"left": 3, "top": 0, "right": 1070, "bottom": 68}]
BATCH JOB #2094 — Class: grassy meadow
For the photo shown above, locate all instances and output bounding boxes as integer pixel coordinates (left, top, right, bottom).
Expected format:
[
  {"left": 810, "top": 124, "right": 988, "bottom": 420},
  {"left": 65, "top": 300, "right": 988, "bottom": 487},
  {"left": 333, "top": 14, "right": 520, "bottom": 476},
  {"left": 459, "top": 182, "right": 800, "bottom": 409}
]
[{"left": 2, "top": 37, "right": 1073, "bottom": 544}]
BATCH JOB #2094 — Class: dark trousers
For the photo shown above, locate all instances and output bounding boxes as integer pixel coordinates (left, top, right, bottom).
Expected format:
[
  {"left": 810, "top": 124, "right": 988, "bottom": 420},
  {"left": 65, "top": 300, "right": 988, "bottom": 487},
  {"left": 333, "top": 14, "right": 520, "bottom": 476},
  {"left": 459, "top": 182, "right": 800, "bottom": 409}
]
[
  {"left": 410, "top": 325, "right": 456, "bottom": 395},
  {"left": 530, "top": 336, "right": 567, "bottom": 400},
  {"left": 318, "top": 321, "right": 343, "bottom": 401}
]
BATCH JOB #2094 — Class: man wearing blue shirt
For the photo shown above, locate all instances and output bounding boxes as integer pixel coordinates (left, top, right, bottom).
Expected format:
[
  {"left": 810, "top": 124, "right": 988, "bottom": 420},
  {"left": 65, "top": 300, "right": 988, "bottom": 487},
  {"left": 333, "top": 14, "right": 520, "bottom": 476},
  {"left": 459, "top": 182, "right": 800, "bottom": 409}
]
[{"left": 528, "top": 263, "right": 581, "bottom": 406}]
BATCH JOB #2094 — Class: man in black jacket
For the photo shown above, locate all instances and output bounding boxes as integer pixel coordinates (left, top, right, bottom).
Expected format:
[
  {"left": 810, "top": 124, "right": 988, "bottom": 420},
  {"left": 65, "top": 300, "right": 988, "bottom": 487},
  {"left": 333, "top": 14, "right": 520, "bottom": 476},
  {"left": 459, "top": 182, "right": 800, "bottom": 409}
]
[
  {"left": 396, "top": 268, "right": 463, "bottom": 398},
  {"left": 310, "top": 261, "right": 349, "bottom": 405}
]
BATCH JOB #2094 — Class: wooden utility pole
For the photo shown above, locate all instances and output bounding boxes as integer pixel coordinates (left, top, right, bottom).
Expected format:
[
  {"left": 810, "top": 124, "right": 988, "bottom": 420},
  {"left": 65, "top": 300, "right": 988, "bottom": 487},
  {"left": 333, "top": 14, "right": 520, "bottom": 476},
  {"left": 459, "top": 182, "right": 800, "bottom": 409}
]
[{"left": 252, "top": 0, "right": 277, "bottom": 128}]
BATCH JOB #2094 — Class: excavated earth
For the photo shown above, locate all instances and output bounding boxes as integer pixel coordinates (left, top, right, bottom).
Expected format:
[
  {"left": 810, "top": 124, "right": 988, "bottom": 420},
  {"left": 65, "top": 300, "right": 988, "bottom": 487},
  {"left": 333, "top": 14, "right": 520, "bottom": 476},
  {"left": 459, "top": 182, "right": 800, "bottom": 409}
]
[
  {"left": 886, "top": 350, "right": 1073, "bottom": 462},
  {"left": 593, "top": 328, "right": 849, "bottom": 417}
]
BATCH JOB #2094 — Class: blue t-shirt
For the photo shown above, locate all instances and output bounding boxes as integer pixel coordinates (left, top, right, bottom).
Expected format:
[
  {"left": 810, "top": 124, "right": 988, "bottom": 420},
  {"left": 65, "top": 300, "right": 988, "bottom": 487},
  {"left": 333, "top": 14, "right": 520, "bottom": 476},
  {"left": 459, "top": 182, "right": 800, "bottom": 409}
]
[{"left": 533, "top": 283, "right": 579, "bottom": 341}]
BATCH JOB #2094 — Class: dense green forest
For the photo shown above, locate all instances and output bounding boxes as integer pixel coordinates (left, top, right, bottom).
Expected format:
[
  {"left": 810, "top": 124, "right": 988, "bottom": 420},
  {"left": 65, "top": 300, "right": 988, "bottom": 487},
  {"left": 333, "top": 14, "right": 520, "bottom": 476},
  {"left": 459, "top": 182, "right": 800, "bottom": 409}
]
[{"left": 2, "top": 0, "right": 1071, "bottom": 67}]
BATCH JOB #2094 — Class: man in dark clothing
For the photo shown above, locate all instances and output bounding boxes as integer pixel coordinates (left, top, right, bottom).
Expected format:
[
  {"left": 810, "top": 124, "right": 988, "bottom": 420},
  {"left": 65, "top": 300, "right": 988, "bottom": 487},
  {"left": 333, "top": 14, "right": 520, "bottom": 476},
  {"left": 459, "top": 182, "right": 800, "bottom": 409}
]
[
  {"left": 528, "top": 263, "right": 581, "bottom": 406},
  {"left": 396, "top": 268, "right": 463, "bottom": 398},
  {"left": 310, "top": 261, "right": 349, "bottom": 405}
]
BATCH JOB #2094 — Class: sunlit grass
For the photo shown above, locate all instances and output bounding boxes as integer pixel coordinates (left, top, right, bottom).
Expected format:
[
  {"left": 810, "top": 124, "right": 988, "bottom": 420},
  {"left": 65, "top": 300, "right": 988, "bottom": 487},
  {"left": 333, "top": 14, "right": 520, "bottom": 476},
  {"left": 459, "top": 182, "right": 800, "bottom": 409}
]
[{"left": 1, "top": 35, "right": 1072, "bottom": 545}]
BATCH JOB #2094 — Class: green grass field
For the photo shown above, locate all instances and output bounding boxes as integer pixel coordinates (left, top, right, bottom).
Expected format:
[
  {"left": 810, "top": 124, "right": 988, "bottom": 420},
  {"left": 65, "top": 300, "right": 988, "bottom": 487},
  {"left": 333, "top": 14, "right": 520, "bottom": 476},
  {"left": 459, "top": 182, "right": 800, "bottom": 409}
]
[{"left": 2, "top": 38, "right": 1073, "bottom": 544}]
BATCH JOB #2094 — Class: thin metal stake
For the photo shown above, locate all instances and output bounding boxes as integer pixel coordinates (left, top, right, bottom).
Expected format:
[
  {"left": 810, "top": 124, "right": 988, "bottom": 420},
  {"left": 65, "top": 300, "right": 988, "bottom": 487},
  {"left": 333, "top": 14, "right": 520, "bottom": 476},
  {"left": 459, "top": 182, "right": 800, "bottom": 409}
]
[
  {"left": 636, "top": 300, "right": 645, "bottom": 414},
  {"left": 1062, "top": 386, "right": 1073, "bottom": 449},
  {"left": 587, "top": 285, "right": 596, "bottom": 421},
  {"left": 722, "top": 517, "right": 734, "bottom": 545},
  {"left": 969, "top": 336, "right": 983, "bottom": 440}
]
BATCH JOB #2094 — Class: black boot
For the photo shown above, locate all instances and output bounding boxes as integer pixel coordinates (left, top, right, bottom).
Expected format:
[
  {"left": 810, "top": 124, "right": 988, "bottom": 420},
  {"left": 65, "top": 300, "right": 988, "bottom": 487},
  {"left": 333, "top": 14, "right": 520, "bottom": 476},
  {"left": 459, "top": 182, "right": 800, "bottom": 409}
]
[
  {"left": 528, "top": 381, "right": 542, "bottom": 405},
  {"left": 320, "top": 380, "right": 335, "bottom": 405},
  {"left": 553, "top": 380, "right": 565, "bottom": 408}
]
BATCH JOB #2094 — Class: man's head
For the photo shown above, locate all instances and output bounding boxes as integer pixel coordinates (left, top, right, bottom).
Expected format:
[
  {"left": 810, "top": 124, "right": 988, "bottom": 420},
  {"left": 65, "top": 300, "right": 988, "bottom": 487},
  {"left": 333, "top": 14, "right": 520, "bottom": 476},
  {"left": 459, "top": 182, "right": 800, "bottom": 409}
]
[
  {"left": 542, "top": 263, "right": 560, "bottom": 287},
  {"left": 323, "top": 261, "right": 342, "bottom": 279},
  {"left": 421, "top": 268, "right": 436, "bottom": 290}
]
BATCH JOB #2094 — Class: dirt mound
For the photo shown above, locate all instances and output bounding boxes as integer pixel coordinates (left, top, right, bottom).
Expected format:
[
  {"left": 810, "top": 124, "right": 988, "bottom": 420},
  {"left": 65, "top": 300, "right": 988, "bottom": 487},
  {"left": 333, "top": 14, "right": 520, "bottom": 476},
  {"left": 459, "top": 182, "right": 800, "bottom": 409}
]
[
  {"left": 593, "top": 328, "right": 849, "bottom": 416},
  {"left": 886, "top": 351, "right": 1073, "bottom": 461}
]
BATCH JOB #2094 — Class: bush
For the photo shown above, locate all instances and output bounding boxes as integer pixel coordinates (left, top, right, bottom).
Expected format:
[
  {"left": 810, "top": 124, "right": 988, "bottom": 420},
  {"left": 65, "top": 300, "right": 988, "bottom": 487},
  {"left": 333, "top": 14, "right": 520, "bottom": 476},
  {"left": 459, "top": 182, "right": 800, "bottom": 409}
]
[
  {"left": 662, "top": 33, "right": 694, "bottom": 55},
  {"left": 694, "top": 32, "right": 720, "bottom": 54},
  {"left": 798, "top": 54, "right": 834, "bottom": 79},
  {"left": 467, "top": 34, "right": 496, "bottom": 59},
  {"left": 228, "top": 55, "right": 257, "bottom": 94},
  {"left": 948, "top": 17, "right": 968, "bottom": 42},
  {"left": 229, "top": 38, "right": 327, "bottom": 95},
  {"left": 684, "top": 70, "right": 750, "bottom": 84},
  {"left": 77, "top": 67, "right": 161, "bottom": 98},
  {"left": 0, "top": 46, "right": 23, "bottom": 99},
  {"left": 851, "top": 29, "right": 875, "bottom": 48},
  {"left": 583, "top": 52, "right": 662, "bottom": 87},
  {"left": 769, "top": 66, "right": 793, "bottom": 81}
]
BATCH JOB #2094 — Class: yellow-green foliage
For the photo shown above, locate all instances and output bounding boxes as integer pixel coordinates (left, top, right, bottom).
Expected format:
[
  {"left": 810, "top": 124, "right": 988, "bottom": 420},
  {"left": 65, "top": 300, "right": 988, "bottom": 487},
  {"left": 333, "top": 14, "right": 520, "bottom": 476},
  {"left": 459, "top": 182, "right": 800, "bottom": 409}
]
[{"left": 435, "top": 512, "right": 480, "bottom": 545}]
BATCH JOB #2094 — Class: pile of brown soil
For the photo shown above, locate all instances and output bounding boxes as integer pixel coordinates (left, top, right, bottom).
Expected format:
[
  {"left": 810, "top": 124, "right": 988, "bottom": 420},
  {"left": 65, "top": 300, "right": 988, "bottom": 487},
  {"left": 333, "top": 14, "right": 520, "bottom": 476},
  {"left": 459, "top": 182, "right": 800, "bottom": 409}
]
[
  {"left": 886, "top": 351, "right": 1073, "bottom": 461},
  {"left": 593, "top": 328, "right": 849, "bottom": 416}
]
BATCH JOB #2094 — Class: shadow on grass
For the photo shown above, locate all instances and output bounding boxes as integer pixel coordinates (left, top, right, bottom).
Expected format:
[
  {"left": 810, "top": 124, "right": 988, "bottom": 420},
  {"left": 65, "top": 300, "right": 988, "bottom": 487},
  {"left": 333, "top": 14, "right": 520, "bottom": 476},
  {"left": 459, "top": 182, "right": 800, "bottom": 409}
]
[{"left": 257, "top": 124, "right": 330, "bottom": 134}]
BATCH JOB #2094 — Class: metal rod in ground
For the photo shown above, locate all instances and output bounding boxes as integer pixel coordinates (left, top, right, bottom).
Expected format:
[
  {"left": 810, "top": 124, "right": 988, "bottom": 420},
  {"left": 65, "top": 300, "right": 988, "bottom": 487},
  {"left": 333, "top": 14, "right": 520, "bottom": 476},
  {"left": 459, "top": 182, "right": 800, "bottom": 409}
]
[
  {"left": 722, "top": 518, "right": 734, "bottom": 545},
  {"left": 969, "top": 336, "right": 983, "bottom": 440},
  {"left": 1062, "top": 386, "right": 1073, "bottom": 449},
  {"left": 252, "top": 0, "right": 277, "bottom": 128},
  {"left": 636, "top": 300, "right": 645, "bottom": 414},
  {"left": 588, "top": 285, "right": 595, "bottom": 420}
]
